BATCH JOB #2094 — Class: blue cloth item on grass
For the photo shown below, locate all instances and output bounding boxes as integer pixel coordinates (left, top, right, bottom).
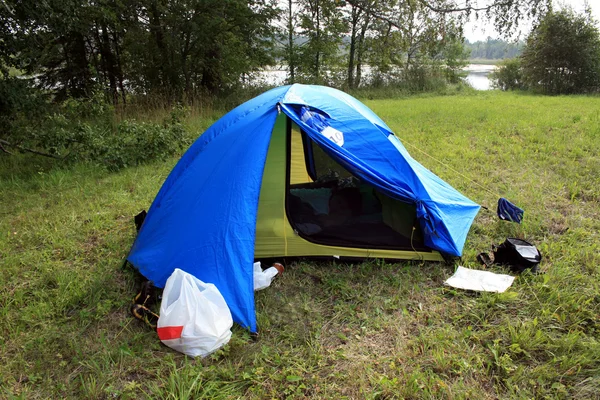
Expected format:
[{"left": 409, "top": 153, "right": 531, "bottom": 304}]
[{"left": 497, "top": 197, "right": 524, "bottom": 223}]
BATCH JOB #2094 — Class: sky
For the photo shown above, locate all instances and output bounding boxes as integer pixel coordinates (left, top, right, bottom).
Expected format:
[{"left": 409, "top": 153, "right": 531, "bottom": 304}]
[{"left": 464, "top": 0, "right": 600, "bottom": 42}]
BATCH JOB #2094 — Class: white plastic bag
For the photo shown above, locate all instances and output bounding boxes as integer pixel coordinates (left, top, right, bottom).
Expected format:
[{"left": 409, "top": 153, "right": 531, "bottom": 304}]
[
  {"left": 157, "top": 268, "right": 233, "bottom": 357},
  {"left": 253, "top": 261, "right": 280, "bottom": 291}
]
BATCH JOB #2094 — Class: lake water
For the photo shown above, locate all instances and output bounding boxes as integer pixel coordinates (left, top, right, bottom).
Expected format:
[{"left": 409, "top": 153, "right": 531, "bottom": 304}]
[
  {"left": 254, "top": 64, "right": 496, "bottom": 91},
  {"left": 463, "top": 64, "right": 496, "bottom": 90}
]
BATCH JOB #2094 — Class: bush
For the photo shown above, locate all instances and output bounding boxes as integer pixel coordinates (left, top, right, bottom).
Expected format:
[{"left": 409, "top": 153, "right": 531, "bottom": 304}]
[
  {"left": 403, "top": 66, "right": 448, "bottom": 92},
  {"left": 521, "top": 9, "right": 600, "bottom": 94},
  {"left": 364, "top": 64, "right": 451, "bottom": 94},
  {"left": 99, "top": 112, "right": 189, "bottom": 171},
  {"left": 53, "top": 106, "right": 190, "bottom": 171},
  {"left": 490, "top": 58, "right": 527, "bottom": 91},
  {"left": 3, "top": 92, "right": 192, "bottom": 171}
]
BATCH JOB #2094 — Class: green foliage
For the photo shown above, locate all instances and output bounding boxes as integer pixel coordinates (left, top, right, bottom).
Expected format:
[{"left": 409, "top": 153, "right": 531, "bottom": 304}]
[
  {"left": 521, "top": 8, "right": 600, "bottom": 94},
  {"left": 400, "top": 66, "right": 449, "bottom": 92},
  {"left": 126, "top": 0, "right": 278, "bottom": 97},
  {"left": 0, "top": 76, "right": 49, "bottom": 135},
  {"left": 358, "top": 1, "right": 469, "bottom": 92},
  {"left": 0, "top": 0, "right": 551, "bottom": 104},
  {"left": 68, "top": 113, "right": 189, "bottom": 171},
  {"left": 295, "top": 0, "right": 346, "bottom": 84},
  {"left": 490, "top": 58, "right": 527, "bottom": 91},
  {"left": 465, "top": 38, "right": 525, "bottom": 60},
  {"left": 1, "top": 0, "right": 278, "bottom": 101},
  {"left": 440, "top": 38, "right": 470, "bottom": 84},
  {"left": 5, "top": 94, "right": 190, "bottom": 171}
]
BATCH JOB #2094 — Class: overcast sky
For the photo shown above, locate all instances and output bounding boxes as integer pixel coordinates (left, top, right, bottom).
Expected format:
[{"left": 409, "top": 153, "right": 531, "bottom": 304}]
[{"left": 464, "top": 0, "right": 600, "bottom": 42}]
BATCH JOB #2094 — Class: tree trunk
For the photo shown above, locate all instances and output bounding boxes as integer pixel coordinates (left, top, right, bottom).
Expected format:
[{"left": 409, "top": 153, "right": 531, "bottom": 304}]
[
  {"left": 89, "top": 31, "right": 104, "bottom": 89},
  {"left": 70, "top": 32, "right": 91, "bottom": 98},
  {"left": 347, "top": 6, "right": 361, "bottom": 89},
  {"left": 111, "top": 30, "right": 127, "bottom": 105},
  {"left": 288, "top": 0, "right": 295, "bottom": 83},
  {"left": 149, "top": 1, "right": 169, "bottom": 95},
  {"left": 100, "top": 24, "right": 119, "bottom": 104},
  {"left": 201, "top": 47, "right": 222, "bottom": 94},
  {"left": 355, "top": 14, "right": 370, "bottom": 88},
  {"left": 315, "top": 0, "right": 320, "bottom": 80},
  {"left": 182, "top": 30, "right": 192, "bottom": 97}
]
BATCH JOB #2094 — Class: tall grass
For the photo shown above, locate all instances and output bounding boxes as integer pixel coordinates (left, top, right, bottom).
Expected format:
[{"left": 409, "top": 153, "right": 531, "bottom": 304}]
[{"left": 1, "top": 91, "right": 599, "bottom": 398}]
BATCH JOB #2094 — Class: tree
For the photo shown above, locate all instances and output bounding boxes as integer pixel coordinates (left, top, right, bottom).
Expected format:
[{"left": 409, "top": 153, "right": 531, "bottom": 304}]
[
  {"left": 0, "top": 0, "right": 278, "bottom": 102},
  {"left": 345, "top": 1, "right": 374, "bottom": 89},
  {"left": 345, "top": 0, "right": 550, "bottom": 38},
  {"left": 276, "top": 0, "right": 301, "bottom": 84},
  {"left": 521, "top": 8, "right": 600, "bottom": 94},
  {"left": 121, "top": 0, "right": 279, "bottom": 98},
  {"left": 1, "top": 0, "right": 132, "bottom": 102},
  {"left": 287, "top": 0, "right": 298, "bottom": 83},
  {"left": 357, "top": 0, "right": 467, "bottom": 90},
  {"left": 296, "top": 0, "right": 346, "bottom": 84},
  {"left": 490, "top": 58, "right": 527, "bottom": 91},
  {"left": 333, "top": 0, "right": 551, "bottom": 89},
  {"left": 438, "top": 35, "right": 470, "bottom": 84}
]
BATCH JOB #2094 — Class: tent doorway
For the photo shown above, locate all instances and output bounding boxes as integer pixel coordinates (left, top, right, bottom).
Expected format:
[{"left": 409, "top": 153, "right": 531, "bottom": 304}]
[{"left": 254, "top": 113, "right": 438, "bottom": 261}]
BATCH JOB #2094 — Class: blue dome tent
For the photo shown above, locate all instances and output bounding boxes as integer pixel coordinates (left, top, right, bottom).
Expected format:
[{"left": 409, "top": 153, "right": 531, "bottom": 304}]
[{"left": 128, "top": 84, "right": 480, "bottom": 332}]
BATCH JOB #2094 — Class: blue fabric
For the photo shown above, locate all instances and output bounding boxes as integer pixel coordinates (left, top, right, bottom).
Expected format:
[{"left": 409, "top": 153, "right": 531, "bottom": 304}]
[
  {"left": 128, "top": 84, "right": 480, "bottom": 332},
  {"left": 497, "top": 198, "right": 524, "bottom": 223},
  {"left": 128, "top": 86, "right": 287, "bottom": 332}
]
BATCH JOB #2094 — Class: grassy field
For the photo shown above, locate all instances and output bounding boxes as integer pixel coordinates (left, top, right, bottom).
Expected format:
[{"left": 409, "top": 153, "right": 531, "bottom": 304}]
[{"left": 1, "top": 91, "right": 599, "bottom": 399}]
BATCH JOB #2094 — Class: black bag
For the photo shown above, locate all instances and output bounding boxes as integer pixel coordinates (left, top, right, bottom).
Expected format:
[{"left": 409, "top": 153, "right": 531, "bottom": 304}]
[{"left": 493, "top": 238, "right": 542, "bottom": 273}]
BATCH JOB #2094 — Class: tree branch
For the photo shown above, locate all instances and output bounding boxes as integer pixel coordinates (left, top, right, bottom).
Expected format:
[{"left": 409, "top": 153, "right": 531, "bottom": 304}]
[
  {"left": 345, "top": 0, "right": 403, "bottom": 30},
  {"left": 0, "top": 140, "right": 13, "bottom": 154},
  {"left": 0, "top": 139, "right": 65, "bottom": 159},
  {"left": 418, "top": 0, "right": 515, "bottom": 14}
]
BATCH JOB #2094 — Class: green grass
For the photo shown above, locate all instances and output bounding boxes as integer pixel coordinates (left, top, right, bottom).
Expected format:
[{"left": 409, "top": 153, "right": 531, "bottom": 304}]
[{"left": 1, "top": 91, "right": 599, "bottom": 399}]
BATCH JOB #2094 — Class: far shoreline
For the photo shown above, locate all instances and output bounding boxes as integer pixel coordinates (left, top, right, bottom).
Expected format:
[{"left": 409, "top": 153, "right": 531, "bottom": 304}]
[{"left": 468, "top": 59, "right": 502, "bottom": 65}]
